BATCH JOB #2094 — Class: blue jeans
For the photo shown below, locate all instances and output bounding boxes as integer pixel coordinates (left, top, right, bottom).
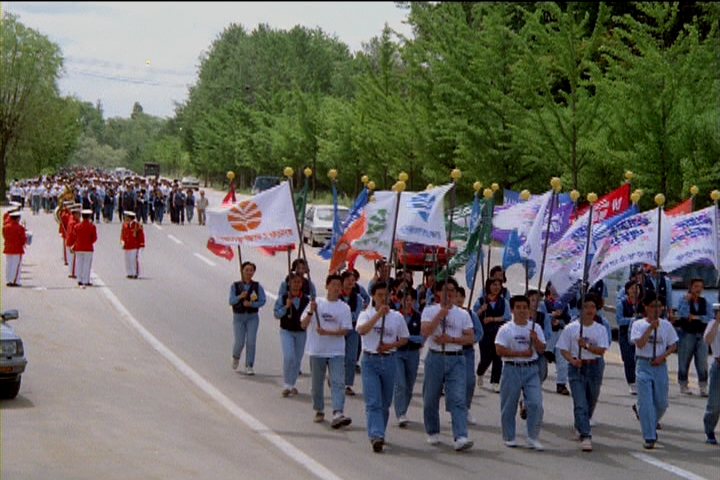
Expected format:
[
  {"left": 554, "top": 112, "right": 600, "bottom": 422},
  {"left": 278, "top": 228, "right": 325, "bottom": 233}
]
[
  {"left": 186, "top": 205, "right": 194, "bottom": 223},
  {"left": 703, "top": 359, "right": 720, "bottom": 436},
  {"left": 344, "top": 329, "right": 360, "bottom": 387},
  {"left": 568, "top": 361, "right": 603, "bottom": 439},
  {"left": 500, "top": 362, "right": 543, "bottom": 441},
  {"left": 464, "top": 347, "right": 476, "bottom": 408},
  {"left": 676, "top": 330, "right": 708, "bottom": 386},
  {"left": 309, "top": 355, "right": 345, "bottom": 414},
  {"left": 636, "top": 358, "right": 669, "bottom": 442},
  {"left": 393, "top": 348, "right": 420, "bottom": 418},
  {"left": 361, "top": 352, "right": 397, "bottom": 440},
  {"left": 155, "top": 205, "right": 164, "bottom": 224},
  {"left": 618, "top": 326, "right": 637, "bottom": 384},
  {"left": 422, "top": 351, "right": 467, "bottom": 440},
  {"left": 547, "top": 330, "right": 568, "bottom": 384},
  {"left": 232, "top": 313, "right": 259, "bottom": 367},
  {"left": 280, "top": 329, "right": 306, "bottom": 389}
]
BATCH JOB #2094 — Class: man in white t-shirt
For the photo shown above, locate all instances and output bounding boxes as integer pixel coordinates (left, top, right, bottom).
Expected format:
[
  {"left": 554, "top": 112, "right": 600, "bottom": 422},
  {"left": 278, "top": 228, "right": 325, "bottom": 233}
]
[
  {"left": 356, "top": 280, "right": 409, "bottom": 453},
  {"left": 630, "top": 290, "right": 678, "bottom": 449},
  {"left": 557, "top": 293, "right": 609, "bottom": 452},
  {"left": 495, "top": 294, "right": 546, "bottom": 451},
  {"left": 301, "top": 274, "right": 353, "bottom": 429},
  {"left": 702, "top": 303, "right": 720, "bottom": 445}
]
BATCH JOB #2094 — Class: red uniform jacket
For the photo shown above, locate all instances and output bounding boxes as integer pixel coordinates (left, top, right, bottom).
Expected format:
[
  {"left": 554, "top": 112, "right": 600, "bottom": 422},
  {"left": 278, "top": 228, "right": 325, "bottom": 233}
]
[
  {"left": 121, "top": 220, "right": 145, "bottom": 250},
  {"left": 60, "top": 209, "right": 71, "bottom": 238},
  {"left": 2, "top": 220, "right": 27, "bottom": 255},
  {"left": 67, "top": 219, "right": 97, "bottom": 252},
  {"left": 65, "top": 216, "right": 78, "bottom": 246}
]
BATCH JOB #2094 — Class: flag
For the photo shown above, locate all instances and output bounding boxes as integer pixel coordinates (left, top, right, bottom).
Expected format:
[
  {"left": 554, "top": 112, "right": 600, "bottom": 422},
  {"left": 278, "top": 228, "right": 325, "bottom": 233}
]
[
  {"left": 588, "top": 208, "right": 672, "bottom": 286},
  {"left": 666, "top": 197, "right": 693, "bottom": 217},
  {"left": 352, "top": 191, "right": 398, "bottom": 259},
  {"left": 502, "top": 229, "right": 537, "bottom": 278},
  {"left": 257, "top": 243, "right": 296, "bottom": 256},
  {"left": 395, "top": 183, "right": 453, "bottom": 247},
  {"left": 221, "top": 189, "right": 235, "bottom": 207},
  {"left": 576, "top": 183, "right": 630, "bottom": 222},
  {"left": 437, "top": 192, "right": 483, "bottom": 281},
  {"left": 661, "top": 205, "right": 718, "bottom": 272},
  {"left": 493, "top": 191, "right": 546, "bottom": 233},
  {"left": 492, "top": 189, "right": 525, "bottom": 244},
  {"left": 294, "top": 176, "right": 309, "bottom": 223},
  {"left": 319, "top": 187, "right": 369, "bottom": 260},
  {"left": 328, "top": 210, "right": 380, "bottom": 273},
  {"left": 206, "top": 237, "right": 234, "bottom": 261},
  {"left": 207, "top": 182, "right": 299, "bottom": 247}
]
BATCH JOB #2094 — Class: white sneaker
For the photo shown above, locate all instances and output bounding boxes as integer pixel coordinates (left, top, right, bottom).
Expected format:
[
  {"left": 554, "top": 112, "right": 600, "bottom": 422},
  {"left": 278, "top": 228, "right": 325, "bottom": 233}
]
[
  {"left": 680, "top": 384, "right": 692, "bottom": 395},
  {"left": 427, "top": 434, "right": 441, "bottom": 445},
  {"left": 232, "top": 358, "right": 239, "bottom": 370},
  {"left": 467, "top": 411, "right": 478, "bottom": 425},
  {"left": 526, "top": 438, "right": 544, "bottom": 451},
  {"left": 491, "top": 383, "right": 500, "bottom": 393},
  {"left": 700, "top": 385, "right": 708, "bottom": 397},
  {"left": 454, "top": 436, "right": 474, "bottom": 451},
  {"left": 477, "top": 376, "right": 484, "bottom": 387},
  {"left": 629, "top": 383, "right": 637, "bottom": 395},
  {"left": 589, "top": 418, "right": 597, "bottom": 427},
  {"left": 504, "top": 439, "right": 518, "bottom": 448},
  {"left": 398, "top": 415, "right": 409, "bottom": 428},
  {"left": 245, "top": 366, "right": 255, "bottom": 376},
  {"left": 581, "top": 438, "right": 593, "bottom": 452}
]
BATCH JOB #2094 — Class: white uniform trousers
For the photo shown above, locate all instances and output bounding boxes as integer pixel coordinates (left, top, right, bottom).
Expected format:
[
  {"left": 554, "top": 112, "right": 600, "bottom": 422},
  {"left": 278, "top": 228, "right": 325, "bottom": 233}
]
[
  {"left": 67, "top": 247, "right": 75, "bottom": 276},
  {"left": 4, "top": 254, "right": 23, "bottom": 284},
  {"left": 74, "top": 251, "right": 93, "bottom": 285},
  {"left": 124, "top": 249, "right": 140, "bottom": 277}
]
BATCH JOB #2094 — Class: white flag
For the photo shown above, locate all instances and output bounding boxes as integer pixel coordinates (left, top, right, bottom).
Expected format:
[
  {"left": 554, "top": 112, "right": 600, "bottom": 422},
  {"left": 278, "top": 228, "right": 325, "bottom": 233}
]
[
  {"left": 518, "top": 191, "right": 553, "bottom": 266},
  {"left": 493, "top": 191, "right": 545, "bottom": 234},
  {"left": 351, "top": 191, "right": 398, "bottom": 259},
  {"left": 395, "top": 183, "right": 453, "bottom": 247},
  {"left": 661, "top": 205, "right": 719, "bottom": 272},
  {"left": 206, "top": 182, "right": 299, "bottom": 247}
]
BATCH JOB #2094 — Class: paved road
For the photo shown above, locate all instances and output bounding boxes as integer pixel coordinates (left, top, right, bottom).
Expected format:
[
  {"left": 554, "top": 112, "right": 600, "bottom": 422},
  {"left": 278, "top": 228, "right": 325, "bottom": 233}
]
[{"left": 1, "top": 191, "right": 717, "bottom": 480}]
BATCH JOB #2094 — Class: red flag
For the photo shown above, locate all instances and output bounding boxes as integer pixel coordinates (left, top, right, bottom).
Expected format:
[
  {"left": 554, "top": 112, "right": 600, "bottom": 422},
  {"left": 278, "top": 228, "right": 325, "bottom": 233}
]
[
  {"left": 257, "top": 244, "right": 296, "bottom": 256},
  {"left": 222, "top": 182, "right": 237, "bottom": 207},
  {"left": 328, "top": 212, "right": 382, "bottom": 273},
  {"left": 666, "top": 198, "right": 692, "bottom": 216},
  {"left": 576, "top": 182, "right": 630, "bottom": 223},
  {"left": 206, "top": 237, "right": 234, "bottom": 261}
]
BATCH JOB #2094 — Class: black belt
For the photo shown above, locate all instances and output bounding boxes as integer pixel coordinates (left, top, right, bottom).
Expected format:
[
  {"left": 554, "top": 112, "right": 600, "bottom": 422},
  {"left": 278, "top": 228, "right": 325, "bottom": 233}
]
[
  {"left": 429, "top": 350, "right": 463, "bottom": 356},
  {"left": 364, "top": 351, "right": 393, "bottom": 356},
  {"left": 505, "top": 359, "right": 537, "bottom": 367},
  {"left": 636, "top": 356, "right": 654, "bottom": 361}
]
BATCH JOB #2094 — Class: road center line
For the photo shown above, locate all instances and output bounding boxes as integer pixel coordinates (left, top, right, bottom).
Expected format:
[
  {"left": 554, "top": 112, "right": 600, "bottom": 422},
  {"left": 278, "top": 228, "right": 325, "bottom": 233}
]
[
  {"left": 167, "top": 234, "right": 183, "bottom": 244},
  {"left": 193, "top": 253, "right": 216, "bottom": 267},
  {"left": 631, "top": 453, "right": 708, "bottom": 480},
  {"left": 93, "top": 274, "right": 343, "bottom": 480}
]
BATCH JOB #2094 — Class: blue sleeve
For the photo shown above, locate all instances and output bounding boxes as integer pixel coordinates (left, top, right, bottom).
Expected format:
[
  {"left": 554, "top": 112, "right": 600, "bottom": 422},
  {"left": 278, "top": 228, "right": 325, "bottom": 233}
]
[
  {"left": 352, "top": 294, "right": 363, "bottom": 322},
  {"left": 471, "top": 310, "right": 484, "bottom": 343},
  {"left": 472, "top": 297, "right": 482, "bottom": 316},
  {"left": 408, "top": 334, "right": 425, "bottom": 344},
  {"left": 699, "top": 302, "right": 712, "bottom": 323},
  {"left": 541, "top": 311, "right": 552, "bottom": 339},
  {"left": 229, "top": 283, "right": 240, "bottom": 306},
  {"left": 359, "top": 285, "right": 370, "bottom": 306},
  {"left": 278, "top": 280, "right": 288, "bottom": 297},
  {"left": 273, "top": 295, "right": 287, "bottom": 319},
  {"left": 616, "top": 297, "right": 631, "bottom": 327},
  {"left": 665, "top": 278, "right": 674, "bottom": 309},
  {"left": 502, "top": 300, "right": 512, "bottom": 321},
  {"left": 676, "top": 298, "right": 690, "bottom": 319}
]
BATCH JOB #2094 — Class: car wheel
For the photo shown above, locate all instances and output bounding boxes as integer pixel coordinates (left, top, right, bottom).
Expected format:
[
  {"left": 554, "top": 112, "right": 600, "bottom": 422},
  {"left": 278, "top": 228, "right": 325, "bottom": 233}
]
[
  {"left": 1, "top": 376, "right": 21, "bottom": 399},
  {"left": 311, "top": 234, "right": 318, "bottom": 247}
]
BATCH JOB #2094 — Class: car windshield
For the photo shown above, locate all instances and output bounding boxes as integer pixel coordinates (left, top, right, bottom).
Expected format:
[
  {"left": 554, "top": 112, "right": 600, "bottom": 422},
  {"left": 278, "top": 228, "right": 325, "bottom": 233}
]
[{"left": 316, "top": 208, "right": 349, "bottom": 222}]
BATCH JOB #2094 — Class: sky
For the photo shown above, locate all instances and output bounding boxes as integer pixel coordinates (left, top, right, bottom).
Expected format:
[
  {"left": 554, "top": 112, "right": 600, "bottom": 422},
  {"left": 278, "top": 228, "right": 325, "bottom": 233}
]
[{"left": 4, "top": 2, "right": 413, "bottom": 119}]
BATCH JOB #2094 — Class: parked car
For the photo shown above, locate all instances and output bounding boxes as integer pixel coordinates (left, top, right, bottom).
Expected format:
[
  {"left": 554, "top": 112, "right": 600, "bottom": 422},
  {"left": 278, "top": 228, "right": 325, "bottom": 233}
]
[
  {"left": 302, "top": 204, "right": 350, "bottom": 247},
  {"left": 181, "top": 176, "right": 201, "bottom": 190},
  {"left": 394, "top": 240, "right": 456, "bottom": 272},
  {"left": 251, "top": 176, "right": 282, "bottom": 195},
  {"left": 0, "top": 309, "right": 26, "bottom": 399}
]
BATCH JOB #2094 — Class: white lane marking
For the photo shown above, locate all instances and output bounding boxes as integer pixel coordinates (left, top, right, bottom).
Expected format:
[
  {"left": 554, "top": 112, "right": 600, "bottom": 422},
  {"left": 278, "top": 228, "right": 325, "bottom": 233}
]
[
  {"left": 93, "top": 275, "right": 342, "bottom": 480},
  {"left": 632, "top": 453, "right": 709, "bottom": 480},
  {"left": 193, "top": 253, "right": 216, "bottom": 267},
  {"left": 167, "top": 235, "right": 183, "bottom": 244},
  {"left": 153, "top": 224, "right": 163, "bottom": 230}
]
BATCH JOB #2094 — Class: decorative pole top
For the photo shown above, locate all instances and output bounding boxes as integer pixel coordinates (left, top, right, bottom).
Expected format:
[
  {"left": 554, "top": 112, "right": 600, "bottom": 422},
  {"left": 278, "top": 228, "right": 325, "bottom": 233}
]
[
  {"left": 624, "top": 170, "right": 634, "bottom": 182},
  {"left": 483, "top": 188, "right": 493, "bottom": 200},
  {"left": 226, "top": 171, "right": 235, "bottom": 181},
  {"left": 283, "top": 167, "right": 294, "bottom": 178},
  {"left": 473, "top": 181, "right": 482, "bottom": 192},
  {"left": 654, "top": 193, "right": 666, "bottom": 207},
  {"left": 710, "top": 190, "right": 720, "bottom": 202},
  {"left": 398, "top": 171, "right": 409, "bottom": 183},
  {"left": 361, "top": 175, "right": 369, "bottom": 185},
  {"left": 550, "top": 177, "right": 562, "bottom": 193},
  {"left": 587, "top": 192, "right": 598, "bottom": 204},
  {"left": 690, "top": 185, "right": 699, "bottom": 196},
  {"left": 491, "top": 182, "right": 499, "bottom": 192},
  {"left": 520, "top": 189, "right": 531, "bottom": 201},
  {"left": 304, "top": 167, "right": 313, "bottom": 178},
  {"left": 569, "top": 189, "right": 580, "bottom": 203},
  {"left": 367, "top": 180, "right": 376, "bottom": 191},
  {"left": 328, "top": 169, "right": 338, "bottom": 180},
  {"left": 450, "top": 168, "right": 461, "bottom": 181},
  {"left": 630, "top": 191, "right": 641, "bottom": 204}
]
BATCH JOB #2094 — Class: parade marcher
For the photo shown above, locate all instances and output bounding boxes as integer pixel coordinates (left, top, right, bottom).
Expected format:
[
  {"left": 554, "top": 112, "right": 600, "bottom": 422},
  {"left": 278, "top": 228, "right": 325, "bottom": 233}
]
[
  {"left": 676, "top": 278, "right": 711, "bottom": 396},
  {"left": 643, "top": 265, "right": 674, "bottom": 319},
  {"left": 702, "top": 303, "right": 720, "bottom": 444},
  {"left": 278, "top": 258, "right": 317, "bottom": 298},
  {"left": 339, "top": 270, "right": 363, "bottom": 396},
  {"left": 617, "top": 280, "right": 645, "bottom": 395},
  {"left": 228, "top": 261, "right": 267, "bottom": 375},
  {"left": 557, "top": 293, "right": 609, "bottom": 452},
  {"left": 630, "top": 291, "right": 679, "bottom": 449},
  {"left": 58, "top": 200, "right": 73, "bottom": 265},
  {"left": 185, "top": 188, "right": 195, "bottom": 224},
  {"left": 66, "top": 209, "right": 98, "bottom": 287},
  {"left": 456, "top": 286, "right": 483, "bottom": 425},
  {"left": 65, "top": 205, "right": 81, "bottom": 278},
  {"left": 496, "top": 294, "right": 546, "bottom": 451},
  {"left": 519, "top": 289, "right": 549, "bottom": 421},
  {"left": 474, "top": 277, "right": 511, "bottom": 392},
  {"left": 421, "top": 277, "right": 475, "bottom": 452},
  {"left": 196, "top": 190, "right": 209, "bottom": 226},
  {"left": 416, "top": 267, "right": 435, "bottom": 313},
  {"left": 300, "top": 274, "right": 353, "bottom": 429},
  {"left": 273, "top": 271, "right": 310, "bottom": 397},
  {"left": 120, "top": 211, "right": 145, "bottom": 279},
  {"left": 356, "top": 280, "right": 409, "bottom": 453},
  {"left": 2, "top": 210, "right": 27, "bottom": 286},
  {"left": 543, "top": 281, "right": 572, "bottom": 396},
  {"left": 393, "top": 288, "right": 424, "bottom": 427}
]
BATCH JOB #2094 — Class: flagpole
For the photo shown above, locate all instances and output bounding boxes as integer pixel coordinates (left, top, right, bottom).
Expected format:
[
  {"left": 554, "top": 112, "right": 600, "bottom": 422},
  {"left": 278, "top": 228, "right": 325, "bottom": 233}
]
[
  {"left": 711, "top": 190, "right": 720, "bottom": 294},
  {"left": 652, "top": 193, "right": 666, "bottom": 360},
  {"left": 690, "top": 185, "right": 699, "bottom": 212},
  {"left": 537, "top": 177, "right": 562, "bottom": 293},
  {"left": 466, "top": 182, "right": 483, "bottom": 310},
  {"left": 285, "top": 166, "right": 319, "bottom": 328},
  {"left": 380, "top": 173, "right": 407, "bottom": 344},
  {"left": 226, "top": 171, "right": 244, "bottom": 273},
  {"left": 569, "top": 188, "right": 581, "bottom": 308},
  {"left": 484, "top": 183, "right": 499, "bottom": 279},
  {"left": 578, "top": 193, "right": 598, "bottom": 362},
  {"left": 296, "top": 167, "right": 312, "bottom": 261},
  {"left": 519, "top": 189, "right": 531, "bottom": 293}
]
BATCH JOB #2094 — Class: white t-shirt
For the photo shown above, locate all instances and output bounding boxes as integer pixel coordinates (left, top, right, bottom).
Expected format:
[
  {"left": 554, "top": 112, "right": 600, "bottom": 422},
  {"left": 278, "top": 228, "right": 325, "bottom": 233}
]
[
  {"left": 630, "top": 318, "right": 679, "bottom": 358},
  {"left": 705, "top": 320, "right": 720, "bottom": 359},
  {"left": 421, "top": 303, "right": 473, "bottom": 353},
  {"left": 303, "top": 297, "right": 352, "bottom": 357},
  {"left": 495, "top": 320, "right": 546, "bottom": 362},
  {"left": 556, "top": 320, "right": 609, "bottom": 360},
  {"left": 357, "top": 306, "right": 409, "bottom": 353}
]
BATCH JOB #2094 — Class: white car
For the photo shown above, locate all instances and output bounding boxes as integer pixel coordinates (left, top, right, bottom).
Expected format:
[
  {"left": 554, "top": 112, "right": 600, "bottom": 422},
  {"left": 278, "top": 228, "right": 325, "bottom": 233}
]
[{"left": 302, "top": 204, "right": 350, "bottom": 247}]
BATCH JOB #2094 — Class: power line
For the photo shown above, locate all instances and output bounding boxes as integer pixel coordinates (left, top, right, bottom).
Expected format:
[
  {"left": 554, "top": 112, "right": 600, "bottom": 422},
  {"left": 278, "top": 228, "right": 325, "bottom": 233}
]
[{"left": 65, "top": 68, "right": 192, "bottom": 89}]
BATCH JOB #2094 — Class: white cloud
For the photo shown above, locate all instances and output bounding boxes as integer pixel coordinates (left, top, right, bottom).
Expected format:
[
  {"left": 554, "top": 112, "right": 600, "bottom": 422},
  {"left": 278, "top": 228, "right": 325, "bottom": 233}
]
[{"left": 5, "top": 1, "right": 412, "bottom": 119}]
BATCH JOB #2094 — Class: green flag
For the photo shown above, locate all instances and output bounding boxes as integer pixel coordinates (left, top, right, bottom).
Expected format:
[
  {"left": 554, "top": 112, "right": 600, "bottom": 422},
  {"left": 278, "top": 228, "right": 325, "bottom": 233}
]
[{"left": 294, "top": 176, "right": 309, "bottom": 223}]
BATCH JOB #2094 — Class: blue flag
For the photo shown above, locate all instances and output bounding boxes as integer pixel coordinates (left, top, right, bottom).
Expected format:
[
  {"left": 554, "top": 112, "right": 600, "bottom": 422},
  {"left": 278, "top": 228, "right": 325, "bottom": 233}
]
[
  {"left": 502, "top": 230, "right": 537, "bottom": 278},
  {"left": 319, "top": 186, "right": 369, "bottom": 260}
]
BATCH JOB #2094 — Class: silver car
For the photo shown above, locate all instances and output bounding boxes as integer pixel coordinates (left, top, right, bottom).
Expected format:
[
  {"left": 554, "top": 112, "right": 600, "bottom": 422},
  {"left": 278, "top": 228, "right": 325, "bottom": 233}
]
[
  {"left": 302, "top": 204, "right": 350, "bottom": 247},
  {"left": 1, "top": 309, "right": 27, "bottom": 399}
]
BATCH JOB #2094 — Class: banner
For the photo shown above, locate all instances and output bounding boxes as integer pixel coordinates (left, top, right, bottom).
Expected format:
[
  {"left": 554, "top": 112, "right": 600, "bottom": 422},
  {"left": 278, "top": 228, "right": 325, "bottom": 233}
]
[
  {"left": 576, "top": 183, "right": 630, "bottom": 222},
  {"left": 351, "top": 191, "right": 398, "bottom": 260},
  {"left": 319, "top": 187, "right": 369, "bottom": 260},
  {"left": 395, "top": 183, "right": 453, "bottom": 247},
  {"left": 207, "top": 182, "right": 299, "bottom": 247},
  {"left": 519, "top": 191, "right": 574, "bottom": 267},
  {"left": 666, "top": 197, "right": 693, "bottom": 217},
  {"left": 661, "top": 205, "right": 718, "bottom": 273},
  {"left": 328, "top": 211, "right": 376, "bottom": 274}
]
